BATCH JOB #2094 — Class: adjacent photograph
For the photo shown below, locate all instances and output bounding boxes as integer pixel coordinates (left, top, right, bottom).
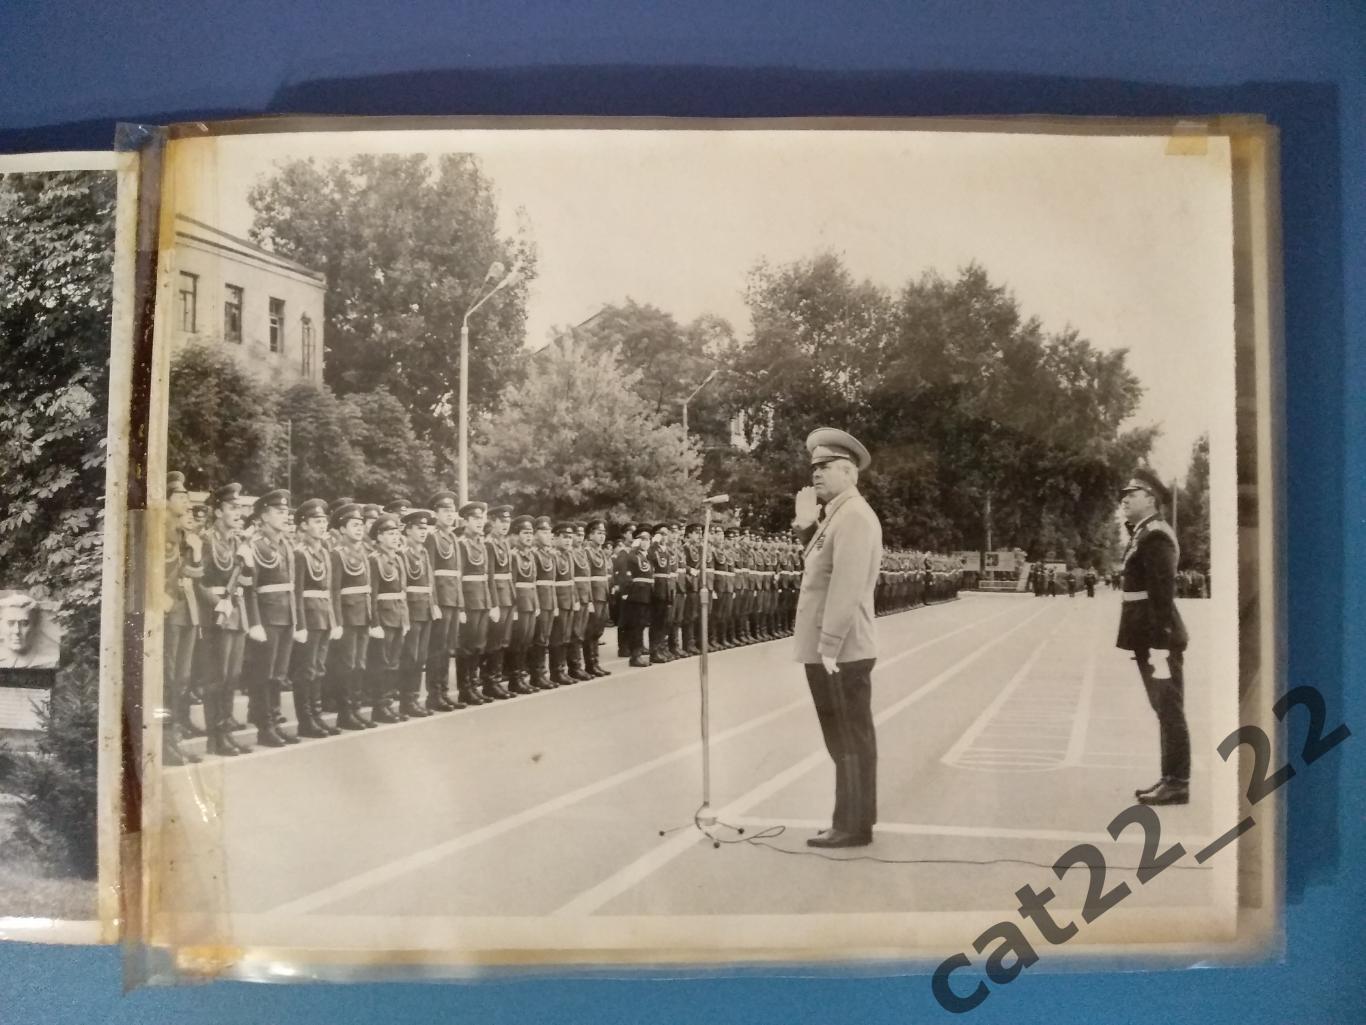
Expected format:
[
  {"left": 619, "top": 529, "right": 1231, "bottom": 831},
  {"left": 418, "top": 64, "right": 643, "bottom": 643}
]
[
  {"left": 135, "top": 119, "right": 1275, "bottom": 975},
  {"left": 0, "top": 150, "right": 131, "bottom": 943}
]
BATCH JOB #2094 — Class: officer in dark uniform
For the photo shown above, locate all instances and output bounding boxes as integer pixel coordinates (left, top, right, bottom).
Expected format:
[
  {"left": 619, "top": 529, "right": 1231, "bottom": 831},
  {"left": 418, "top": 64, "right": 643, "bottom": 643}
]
[
  {"left": 566, "top": 522, "right": 594, "bottom": 680},
  {"left": 328, "top": 503, "right": 378, "bottom": 730},
  {"left": 196, "top": 484, "right": 253, "bottom": 755},
  {"left": 611, "top": 525, "right": 636, "bottom": 656},
  {"left": 457, "top": 501, "right": 505, "bottom": 701},
  {"left": 399, "top": 508, "right": 440, "bottom": 718},
  {"left": 531, "top": 516, "right": 560, "bottom": 687},
  {"left": 243, "top": 489, "right": 301, "bottom": 748},
  {"left": 1117, "top": 468, "right": 1190, "bottom": 806},
  {"left": 621, "top": 525, "right": 655, "bottom": 667},
  {"left": 549, "top": 522, "right": 581, "bottom": 684},
  {"left": 647, "top": 523, "right": 674, "bottom": 662},
  {"left": 681, "top": 523, "right": 703, "bottom": 656},
  {"left": 1084, "top": 568, "right": 1098, "bottom": 598},
  {"left": 293, "top": 497, "right": 341, "bottom": 738},
  {"left": 485, "top": 505, "right": 517, "bottom": 692}
]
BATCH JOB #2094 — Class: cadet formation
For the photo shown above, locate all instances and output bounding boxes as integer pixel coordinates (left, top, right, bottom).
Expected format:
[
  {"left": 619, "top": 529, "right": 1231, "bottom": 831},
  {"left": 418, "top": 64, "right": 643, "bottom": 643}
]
[{"left": 162, "top": 471, "right": 962, "bottom": 765}]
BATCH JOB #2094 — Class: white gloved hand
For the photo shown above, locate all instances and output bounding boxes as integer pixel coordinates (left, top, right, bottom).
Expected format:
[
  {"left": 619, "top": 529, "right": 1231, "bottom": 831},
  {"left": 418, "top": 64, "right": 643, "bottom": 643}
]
[
  {"left": 821, "top": 654, "right": 838, "bottom": 675},
  {"left": 794, "top": 486, "right": 820, "bottom": 529}
]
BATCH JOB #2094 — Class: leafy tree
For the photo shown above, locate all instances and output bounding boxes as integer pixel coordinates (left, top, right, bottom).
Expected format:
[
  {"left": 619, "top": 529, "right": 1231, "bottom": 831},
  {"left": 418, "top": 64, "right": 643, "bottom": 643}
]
[
  {"left": 471, "top": 342, "right": 705, "bottom": 519},
  {"left": 0, "top": 169, "right": 113, "bottom": 879},
  {"left": 338, "top": 388, "right": 437, "bottom": 503},
  {"left": 166, "top": 344, "right": 282, "bottom": 493},
  {"left": 277, "top": 381, "right": 365, "bottom": 499},
  {"left": 1176, "top": 433, "right": 1211, "bottom": 573},
  {"left": 247, "top": 153, "right": 536, "bottom": 450}
]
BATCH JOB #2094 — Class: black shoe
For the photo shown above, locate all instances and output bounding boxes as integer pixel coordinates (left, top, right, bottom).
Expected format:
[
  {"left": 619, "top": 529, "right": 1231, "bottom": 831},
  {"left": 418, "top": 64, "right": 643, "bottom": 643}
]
[
  {"left": 371, "top": 704, "right": 401, "bottom": 725},
  {"left": 401, "top": 700, "right": 433, "bottom": 718},
  {"left": 1134, "top": 778, "right": 1166, "bottom": 799},
  {"left": 569, "top": 667, "right": 593, "bottom": 682},
  {"left": 207, "top": 732, "right": 242, "bottom": 757},
  {"left": 629, "top": 654, "right": 651, "bottom": 668},
  {"left": 296, "top": 717, "right": 330, "bottom": 739},
  {"left": 806, "top": 829, "right": 873, "bottom": 849},
  {"left": 1137, "top": 780, "right": 1189, "bottom": 806},
  {"left": 175, "top": 717, "right": 207, "bottom": 739},
  {"left": 257, "top": 727, "right": 288, "bottom": 748}
]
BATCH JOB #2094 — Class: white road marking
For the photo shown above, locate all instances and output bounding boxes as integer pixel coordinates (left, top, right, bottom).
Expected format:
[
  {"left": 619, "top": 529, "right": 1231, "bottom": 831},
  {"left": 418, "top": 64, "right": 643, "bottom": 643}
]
[
  {"left": 553, "top": 601, "right": 1057, "bottom": 916},
  {"left": 265, "top": 599, "right": 1022, "bottom": 916},
  {"left": 732, "top": 816, "right": 1216, "bottom": 848}
]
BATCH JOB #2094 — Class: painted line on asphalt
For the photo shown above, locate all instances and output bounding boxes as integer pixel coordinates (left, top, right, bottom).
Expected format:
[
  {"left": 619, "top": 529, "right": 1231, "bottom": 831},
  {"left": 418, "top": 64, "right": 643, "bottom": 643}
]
[
  {"left": 732, "top": 816, "right": 1216, "bottom": 848},
  {"left": 552, "top": 601, "right": 1058, "bottom": 917},
  {"left": 266, "top": 597, "right": 1026, "bottom": 916}
]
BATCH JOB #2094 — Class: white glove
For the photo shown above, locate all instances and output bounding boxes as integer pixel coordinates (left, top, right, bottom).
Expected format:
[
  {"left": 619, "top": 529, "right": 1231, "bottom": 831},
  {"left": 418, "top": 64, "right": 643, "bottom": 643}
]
[
  {"left": 247, "top": 625, "right": 267, "bottom": 643},
  {"left": 329, "top": 626, "right": 343, "bottom": 641},
  {"left": 293, "top": 629, "right": 308, "bottom": 644},
  {"left": 368, "top": 625, "right": 385, "bottom": 640},
  {"left": 458, "top": 610, "right": 467, "bottom": 624},
  {"left": 489, "top": 607, "right": 501, "bottom": 624},
  {"left": 821, "top": 654, "right": 838, "bottom": 675}
]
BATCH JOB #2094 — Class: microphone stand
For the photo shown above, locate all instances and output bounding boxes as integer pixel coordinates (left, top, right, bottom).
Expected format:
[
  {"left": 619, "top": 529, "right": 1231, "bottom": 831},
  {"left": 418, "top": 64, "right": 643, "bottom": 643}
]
[{"left": 657, "top": 496, "right": 744, "bottom": 849}]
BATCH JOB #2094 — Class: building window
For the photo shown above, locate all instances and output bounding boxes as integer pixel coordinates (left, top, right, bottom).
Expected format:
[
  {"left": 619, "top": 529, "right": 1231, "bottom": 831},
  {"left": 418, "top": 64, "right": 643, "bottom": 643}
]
[
  {"left": 301, "top": 315, "right": 315, "bottom": 377},
  {"left": 177, "top": 272, "right": 198, "bottom": 333},
  {"left": 224, "top": 284, "right": 243, "bottom": 343},
  {"left": 269, "top": 298, "right": 285, "bottom": 354}
]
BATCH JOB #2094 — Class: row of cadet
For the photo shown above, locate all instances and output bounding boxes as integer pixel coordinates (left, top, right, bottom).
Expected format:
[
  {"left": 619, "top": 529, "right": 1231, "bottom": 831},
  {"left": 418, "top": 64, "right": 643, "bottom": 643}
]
[{"left": 162, "top": 474, "right": 959, "bottom": 763}]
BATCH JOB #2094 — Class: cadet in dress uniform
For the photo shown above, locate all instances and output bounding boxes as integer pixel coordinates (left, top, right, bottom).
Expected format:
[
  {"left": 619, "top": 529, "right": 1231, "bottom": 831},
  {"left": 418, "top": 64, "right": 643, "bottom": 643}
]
[
  {"left": 682, "top": 523, "right": 704, "bottom": 656},
  {"left": 197, "top": 484, "right": 254, "bottom": 756},
  {"left": 646, "top": 523, "right": 675, "bottom": 663},
  {"left": 328, "top": 503, "right": 378, "bottom": 730},
  {"left": 241, "top": 490, "right": 302, "bottom": 748},
  {"left": 485, "top": 505, "right": 517, "bottom": 691},
  {"left": 507, "top": 515, "right": 542, "bottom": 693},
  {"left": 715, "top": 528, "right": 737, "bottom": 649},
  {"left": 1117, "top": 468, "right": 1191, "bottom": 807},
  {"left": 548, "top": 522, "right": 581, "bottom": 684},
  {"left": 565, "top": 523, "right": 594, "bottom": 681},
  {"left": 366, "top": 513, "right": 409, "bottom": 723},
  {"left": 531, "top": 516, "right": 560, "bottom": 687},
  {"left": 666, "top": 524, "right": 686, "bottom": 658},
  {"left": 291, "top": 498, "right": 341, "bottom": 738},
  {"left": 583, "top": 520, "right": 613, "bottom": 677},
  {"left": 398, "top": 508, "right": 441, "bottom": 718},
  {"left": 621, "top": 526, "right": 655, "bottom": 667},
  {"left": 163, "top": 471, "right": 204, "bottom": 765},
  {"left": 457, "top": 501, "right": 505, "bottom": 701},
  {"left": 793, "top": 428, "right": 883, "bottom": 849},
  {"left": 425, "top": 492, "right": 467, "bottom": 710}
]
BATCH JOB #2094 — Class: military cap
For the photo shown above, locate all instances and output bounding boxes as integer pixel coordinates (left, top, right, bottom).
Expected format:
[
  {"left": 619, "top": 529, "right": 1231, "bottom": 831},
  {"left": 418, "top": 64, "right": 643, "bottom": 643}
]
[
  {"left": 685, "top": 522, "right": 703, "bottom": 535},
  {"left": 402, "top": 508, "right": 435, "bottom": 528},
  {"left": 553, "top": 522, "right": 576, "bottom": 536},
  {"left": 208, "top": 482, "right": 243, "bottom": 509},
  {"left": 724, "top": 527, "right": 740, "bottom": 538},
  {"left": 384, "top": 498, "right": 411, "bottom": 515},
  {"left": 369, "top": 513, "right": 401, "bottom": 539},
  {"left": 634, "top": 525, "right": 655, "bottom": 539},
  {"left": 429, "top": 491, "right": 458, "bottom": 510},
  {"left": 362, "top": 503, "right": 382, "bottom": 519},
  {"left": 533, "top": 515, "right": 553, "bottom": 531},
  {"left": 459, "top": 501, "right": 487, "bottom": 518},
  {"left": 510, "top": 514, "right": 535, "bottom": 532},
  {"left": 1120, "top": 467, "right": 1171, "bottom": 505},
  {"left": 806, "top": 426, "right": 872, "bottom": 470},
  {"left": 253, "top": 489, "right": 291, "bottom": 517},
  {"left": 585, "top": 519, "right": 606, "bottom": 534},
  {"left": 331, "top": 502, "right": 364, "bottom": 529},
  {"left": 652, "top": 522, "right": 671, "bottom": 535},
  {"left": 167, "top": 470, "right": 187, "bottom": 495},
  {"left": 329, "top": 496, "right": 355, "bottom": 514},
  {"left": 190, "top": 503, "right": 209, "bottom": 522},
  {"left": 488, "top": 504, "right": 513, "bottom": 520},
  {"left": 296, "top": 498, "right": 329, "bottom": 523}
]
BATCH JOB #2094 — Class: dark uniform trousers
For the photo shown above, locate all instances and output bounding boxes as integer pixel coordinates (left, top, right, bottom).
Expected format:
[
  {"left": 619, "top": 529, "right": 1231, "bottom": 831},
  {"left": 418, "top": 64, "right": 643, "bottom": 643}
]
[
  {"left": 510, "top": 608, "right": 536, "bottom": 669},
  {"left": 401, "top": 619, "right": 433, "bottom": 704},
  {"left": 368, "top": 627, "right": 404, "bottom": 707},
  {"left": 164, "top": 625, "right": 197, "bottom": 729},
  {"left": 427, "top": 608, "right": 459, "bottom": 698},
  {"left": 1133, "top": 648, "right": 1190, "bottom": 782},
  {"left": 804, "top": 659, "right": 878, "bottom": 835},
  {"left": 331, "top": 626, "right": 369, "bottom": 702},
  {"left": 244, "top": 627, "right": 293, "bottom": 728}
]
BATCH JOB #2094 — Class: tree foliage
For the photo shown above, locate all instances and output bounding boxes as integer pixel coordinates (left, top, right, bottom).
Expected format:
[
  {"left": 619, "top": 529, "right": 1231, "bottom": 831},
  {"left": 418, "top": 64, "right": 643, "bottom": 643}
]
[
  {"left": 247, "top": 154, "right": 536, "bottom": 451},
  {"left": 167, "top": 344, "right": 282, "bottom": 493},
  {"left": 1176, "top": 433, "right": 1211, "bottom": 572},
  {"left": 471, "top": 342, "right": 705, "bottom": 519},
  {"left": 0, "top": 170, "right": 113, "bottom": 878},
  {"left": 714, "top": 255, "right": 1155, "bottom": 555}
]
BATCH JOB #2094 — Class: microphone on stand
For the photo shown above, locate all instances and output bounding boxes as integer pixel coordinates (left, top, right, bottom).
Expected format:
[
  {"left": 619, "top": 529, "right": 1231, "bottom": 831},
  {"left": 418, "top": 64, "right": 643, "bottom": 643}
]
[{"left": 703, "top": 494, "right": 730, "bottom": 506}]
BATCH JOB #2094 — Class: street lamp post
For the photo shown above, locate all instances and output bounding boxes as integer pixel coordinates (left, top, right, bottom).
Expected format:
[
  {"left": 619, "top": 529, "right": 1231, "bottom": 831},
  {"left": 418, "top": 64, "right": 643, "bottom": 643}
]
[
  {"left": 458, "top": 259, "right": 521, "bottom": 505},
  {"left": 681, "top": 368, "right": 720, "bottom": 436}
]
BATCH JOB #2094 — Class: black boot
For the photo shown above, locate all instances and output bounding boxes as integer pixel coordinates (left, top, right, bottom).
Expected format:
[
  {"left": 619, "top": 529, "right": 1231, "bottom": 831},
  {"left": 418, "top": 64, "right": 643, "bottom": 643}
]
[
  {"left": 296, "top": 675, "right": 330, "bottom": 738},
  {"left": 566, "top": 642, "right": 593, "bottom": 681},
  {"left": 550, "top": 644, "right": 574, "bottom": 685}
]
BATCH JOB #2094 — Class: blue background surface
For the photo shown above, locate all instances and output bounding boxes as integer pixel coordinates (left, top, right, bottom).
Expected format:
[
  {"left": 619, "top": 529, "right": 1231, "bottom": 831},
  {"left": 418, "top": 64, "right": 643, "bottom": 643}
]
[{"left": 2, "top": 2, "right": 1363, "bottom": 1021}]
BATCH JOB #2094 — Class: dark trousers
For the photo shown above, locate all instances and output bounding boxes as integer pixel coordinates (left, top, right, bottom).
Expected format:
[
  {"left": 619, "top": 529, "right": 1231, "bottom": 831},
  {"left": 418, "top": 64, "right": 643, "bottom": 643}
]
[
  {"left": 244, "top": 624, "right": 293, "bottom": 726},
  {"left": 367, "top": 626, "right": 404, "bottom": 705},
  {"left": 1134, "top": 647, "right": 1191, "bottom": 782},
  {"left": 401, "top": 618, "right": 433, "bottom": 699},
  {"left": 804, "top": 659, "right": 878, "bottom": 834},
  {"left": 649, "top": 597, "right": 671, "bottom": 651},
  {"left": 164, "top": 623, "right": 197, "bottom": 724},
  {"left": 461, "top": 609, "right": 490, "bottom": 655},
  {"left": 427, "top": 607, "right": 459, "bottom": 694}
]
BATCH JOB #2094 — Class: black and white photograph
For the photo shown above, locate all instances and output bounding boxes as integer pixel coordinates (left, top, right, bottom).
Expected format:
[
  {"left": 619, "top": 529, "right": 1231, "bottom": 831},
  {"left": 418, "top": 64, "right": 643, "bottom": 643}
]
[
  {"left": 0, "top": 150, "right": 130, "bottom": 943},
  {"left": 139, "top": 120, "right": 1271, "bottom": 970}
]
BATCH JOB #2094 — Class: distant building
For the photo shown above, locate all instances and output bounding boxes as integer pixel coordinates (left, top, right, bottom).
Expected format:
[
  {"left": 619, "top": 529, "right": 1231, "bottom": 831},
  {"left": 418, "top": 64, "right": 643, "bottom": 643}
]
[{"left": 165, "top": 215, "right": 326, "bottom": 385}]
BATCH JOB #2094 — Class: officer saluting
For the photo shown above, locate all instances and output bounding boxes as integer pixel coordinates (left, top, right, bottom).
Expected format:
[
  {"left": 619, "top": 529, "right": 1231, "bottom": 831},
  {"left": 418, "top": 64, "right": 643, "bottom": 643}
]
[{"left": 1117, "top": 467, "right": 1191, "bottom": 806}]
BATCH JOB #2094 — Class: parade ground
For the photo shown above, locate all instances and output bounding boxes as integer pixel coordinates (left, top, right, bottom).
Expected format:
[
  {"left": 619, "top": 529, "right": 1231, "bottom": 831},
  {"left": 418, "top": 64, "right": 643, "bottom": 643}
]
[{"left": 156, "top": 591, "right": 1230, "bottom": 945}]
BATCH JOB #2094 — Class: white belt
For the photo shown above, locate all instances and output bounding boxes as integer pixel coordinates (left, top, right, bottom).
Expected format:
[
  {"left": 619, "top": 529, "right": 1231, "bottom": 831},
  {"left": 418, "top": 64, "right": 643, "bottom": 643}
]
[
  {"left": 1122, "top": 590, "right": 1148, "bottom": 602},
  {"left": 714, "top": 571, "right": 733, "bottom": 576},
  {"left": 433, "top": 569, "right": 459, "bottom": 577},
  {"left": 376, "top": 593, "right": 405, "bottom": 601},
  {"left": 653, "top": 573, "right": 671, "bottom": 578},
  {"left": 554, "top": 580, "right": 573, "bottom": 587},
  {"left": 514, "top": 582, "right": 537, "bottom": 588},
  {"left": 208, "top": 586, "right": 227, "bottom": 595},
  {"left": 493, "top": 573, "right": 512, "bottom": 581},
  {"left": 687, "top": 568, "right": 699, "bottom": 575},
  {"left": 463, "top": 574, "right": 486, "bottom": 582},
  {"left": 632, "top": 577, "right": 653, "bottom": 583},
  {"left": 339, "top": 586, "right": 370, "bottom": 595},
  {"left": 406, "top": 586, "right": 432, "bottom": 594},
  {"left": 257, "top": 583, "right": 291, "bottom": 594},
  {"left": 590, "top": 575, "right": 609, "bottom": 581},
  {"left": 301, "top": 589, "right": 329, "bottom": 599}
]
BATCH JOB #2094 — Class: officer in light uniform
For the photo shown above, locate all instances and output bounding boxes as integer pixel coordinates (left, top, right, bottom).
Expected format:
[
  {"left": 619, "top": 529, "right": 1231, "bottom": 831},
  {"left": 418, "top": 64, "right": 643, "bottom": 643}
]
[
  {"left": 366, "top": 513, "right": 409, "bottom": 724},
  {"left": 293, "top": 498, "right": 341, "bottom": 738},
  {"left": 507, "top": 515, "right": 542, "bottom": 693},
  {"left": 425, "top": 491, "right": 466, "bottom": 710},
  {"left": 243, "top": 489, "right": 301, "bottom": 748},
  {"left": 328, "top": 503, "right": 377, "bottom": 730}
]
